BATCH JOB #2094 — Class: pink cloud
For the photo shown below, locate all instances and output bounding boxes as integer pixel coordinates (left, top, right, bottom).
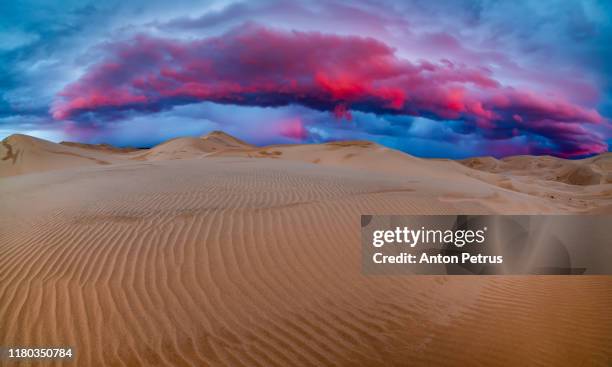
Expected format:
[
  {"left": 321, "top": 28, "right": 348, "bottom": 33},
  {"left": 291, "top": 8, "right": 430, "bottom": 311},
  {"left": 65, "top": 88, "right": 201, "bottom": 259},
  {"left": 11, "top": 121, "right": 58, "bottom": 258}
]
[
  {"left": 277, "top": 118, "right": 309, "bottom": 140},
  {"left": 51, "top": 24, "right": 607, "bottom": 156}
]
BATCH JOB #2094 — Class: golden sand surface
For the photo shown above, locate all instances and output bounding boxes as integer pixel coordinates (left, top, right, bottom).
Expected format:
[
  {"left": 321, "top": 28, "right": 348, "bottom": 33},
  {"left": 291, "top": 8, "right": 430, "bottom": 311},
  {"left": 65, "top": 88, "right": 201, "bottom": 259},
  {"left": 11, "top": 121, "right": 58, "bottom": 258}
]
[{"left": 1, "top": 132, "right": 611, "bottom": 366}]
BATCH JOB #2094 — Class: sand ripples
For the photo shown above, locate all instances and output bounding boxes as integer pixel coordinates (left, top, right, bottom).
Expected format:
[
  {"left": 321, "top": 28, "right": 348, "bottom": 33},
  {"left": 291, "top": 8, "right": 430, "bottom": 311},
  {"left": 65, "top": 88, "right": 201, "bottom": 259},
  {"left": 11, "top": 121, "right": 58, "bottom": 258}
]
[{"left": 1, "top": 158, "right": 611, "bottom": 366}]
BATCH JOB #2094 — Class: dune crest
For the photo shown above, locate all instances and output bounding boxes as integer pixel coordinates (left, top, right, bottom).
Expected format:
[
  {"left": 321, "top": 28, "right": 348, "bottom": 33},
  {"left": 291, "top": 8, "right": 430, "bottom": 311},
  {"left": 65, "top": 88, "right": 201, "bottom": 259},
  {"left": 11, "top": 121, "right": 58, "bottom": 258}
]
[
  {"left": 461, "top": 154, "right": 612, "bottom": 186},
  {"left": 201, "top": 130, "right": 253, "bottom": 148},
  {"left": 132, "top": 131, "right": 254, "bottom": 161},
  {"left": 0, "top": 134, "right": 128, "bottom": 177},
  {"left": 60, "top": 141, "right": 143, "bottom": 153}
]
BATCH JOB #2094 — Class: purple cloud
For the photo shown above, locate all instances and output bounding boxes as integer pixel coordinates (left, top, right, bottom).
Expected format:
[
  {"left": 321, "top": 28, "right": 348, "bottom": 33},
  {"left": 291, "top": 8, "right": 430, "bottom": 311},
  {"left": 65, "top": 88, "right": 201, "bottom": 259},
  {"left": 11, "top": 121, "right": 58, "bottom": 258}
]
[{"left": 51, "top": 24, "right": 607, "bottom": 157}]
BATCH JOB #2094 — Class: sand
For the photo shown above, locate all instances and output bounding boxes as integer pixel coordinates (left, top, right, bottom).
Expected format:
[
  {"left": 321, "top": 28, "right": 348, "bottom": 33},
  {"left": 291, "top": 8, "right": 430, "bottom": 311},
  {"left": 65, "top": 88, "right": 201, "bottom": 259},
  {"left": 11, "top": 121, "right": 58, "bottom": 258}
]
[{"left": 1, "top": 132, "right": 611, "bottom": 366}]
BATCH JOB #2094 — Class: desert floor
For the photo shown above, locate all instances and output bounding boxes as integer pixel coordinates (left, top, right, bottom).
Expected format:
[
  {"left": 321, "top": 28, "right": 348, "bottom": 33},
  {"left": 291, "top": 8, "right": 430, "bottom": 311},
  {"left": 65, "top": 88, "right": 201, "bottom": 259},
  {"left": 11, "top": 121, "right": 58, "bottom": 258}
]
[{"left": 1, "top": 132, "right": 611, "bottom": 366}]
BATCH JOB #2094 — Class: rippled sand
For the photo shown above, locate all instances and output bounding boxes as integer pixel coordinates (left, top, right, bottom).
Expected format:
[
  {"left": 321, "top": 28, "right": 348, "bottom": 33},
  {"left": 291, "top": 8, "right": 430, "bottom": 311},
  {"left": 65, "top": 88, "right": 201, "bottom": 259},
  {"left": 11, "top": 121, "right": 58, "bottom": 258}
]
[{"left": 1, "top": 133, "right": 611, "bottom": 366}]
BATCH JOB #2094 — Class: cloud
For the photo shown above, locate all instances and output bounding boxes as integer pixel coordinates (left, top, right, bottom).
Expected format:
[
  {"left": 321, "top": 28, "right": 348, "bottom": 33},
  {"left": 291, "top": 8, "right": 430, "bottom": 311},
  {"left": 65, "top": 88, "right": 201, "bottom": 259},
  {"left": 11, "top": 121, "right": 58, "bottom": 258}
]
[
  {"left": 51, "top": 23, "right": 607, "bottom": 157},
  {"left": 276, "top": 118, "right": 309, "bottom": 140}
]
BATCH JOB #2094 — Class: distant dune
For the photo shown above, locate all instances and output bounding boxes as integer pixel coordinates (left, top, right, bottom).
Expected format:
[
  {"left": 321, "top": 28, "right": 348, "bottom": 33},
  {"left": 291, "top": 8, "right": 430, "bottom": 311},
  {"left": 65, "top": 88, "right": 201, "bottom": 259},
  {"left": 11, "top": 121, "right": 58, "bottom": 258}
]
[
  {"left": 60, "top": 141, "right": 144, "bottom": 153},
  {"left": 461, "top": 154, "right": 612, "bottom": 186},
  {"left": 1, "top": 132, "right": 611, "bottom": 366},
  {"left": 132, "top": 130, "right": 254, "bottom": 161},
  {"left": 3, "top": 132, "right": 610, "bottom": 213}
]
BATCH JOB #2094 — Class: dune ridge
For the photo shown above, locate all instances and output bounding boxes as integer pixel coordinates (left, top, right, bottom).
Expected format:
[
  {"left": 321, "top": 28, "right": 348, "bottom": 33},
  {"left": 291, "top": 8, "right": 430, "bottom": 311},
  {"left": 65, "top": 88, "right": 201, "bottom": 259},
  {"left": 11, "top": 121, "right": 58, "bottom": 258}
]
[
  {"left": 461, "top": 154, "right": 612, "bottom": 186},
  {"left": 132, "top": 131, "right": 254, "bottom": 161},
  {"left": 0, "top": 134, "right": 132, "bottom": 177},
  {"left": 1, "top": 132, "right": 611, "bottom": 366}
]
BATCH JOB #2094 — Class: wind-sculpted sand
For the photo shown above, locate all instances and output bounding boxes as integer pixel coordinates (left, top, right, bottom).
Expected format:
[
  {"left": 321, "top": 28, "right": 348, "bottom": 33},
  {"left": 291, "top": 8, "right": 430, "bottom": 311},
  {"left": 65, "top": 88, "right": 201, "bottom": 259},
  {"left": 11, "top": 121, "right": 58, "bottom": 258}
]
[{"left": 1, "top": 133, "right": 611, "bottom": 366}]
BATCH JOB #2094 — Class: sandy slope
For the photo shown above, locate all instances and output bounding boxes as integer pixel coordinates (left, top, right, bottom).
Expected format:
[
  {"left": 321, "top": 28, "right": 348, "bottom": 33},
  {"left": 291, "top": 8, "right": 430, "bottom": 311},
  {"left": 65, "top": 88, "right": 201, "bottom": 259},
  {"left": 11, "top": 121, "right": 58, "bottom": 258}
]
[
  {"left": 462, "top": 154, "right": 612, "bottom": 186},
  {"left": 133, "top": 131, "right": 254, "bottom": 161},
  {"left": 1, "top": 133, "right": 611, "bottom": 366},
  {"left": 0, "top": 134, "right": 133, "bottom": 178}
]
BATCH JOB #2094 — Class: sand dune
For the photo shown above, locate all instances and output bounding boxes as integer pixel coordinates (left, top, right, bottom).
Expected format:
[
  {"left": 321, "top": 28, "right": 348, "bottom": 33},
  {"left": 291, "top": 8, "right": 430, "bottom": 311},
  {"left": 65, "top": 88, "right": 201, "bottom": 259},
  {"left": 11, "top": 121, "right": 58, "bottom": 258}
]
[
  {"left": 207, "top": 140, "right": 430, "bottom": 175},
  {"left": 60, "top": 141, "right": 143, "bottom": 153},
  {"left": 134, "top": 131, "right": 254, "bottom": 161},
  {"left": 461, "top": 154, "right": 612, "bottom": 186},
  {"left": 1, "top": 133, "right": 611, "bottom": 366},
  {"left": 0, "top": 134, "right": 131, "bottom": 178}
]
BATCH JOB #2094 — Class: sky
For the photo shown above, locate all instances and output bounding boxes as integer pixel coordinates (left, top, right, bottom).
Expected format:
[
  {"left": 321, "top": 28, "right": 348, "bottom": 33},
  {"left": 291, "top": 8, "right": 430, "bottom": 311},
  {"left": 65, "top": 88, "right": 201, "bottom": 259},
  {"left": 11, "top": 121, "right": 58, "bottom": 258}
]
[{"left": 1, "top": 0, "right": 611, "bottom": 158}]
